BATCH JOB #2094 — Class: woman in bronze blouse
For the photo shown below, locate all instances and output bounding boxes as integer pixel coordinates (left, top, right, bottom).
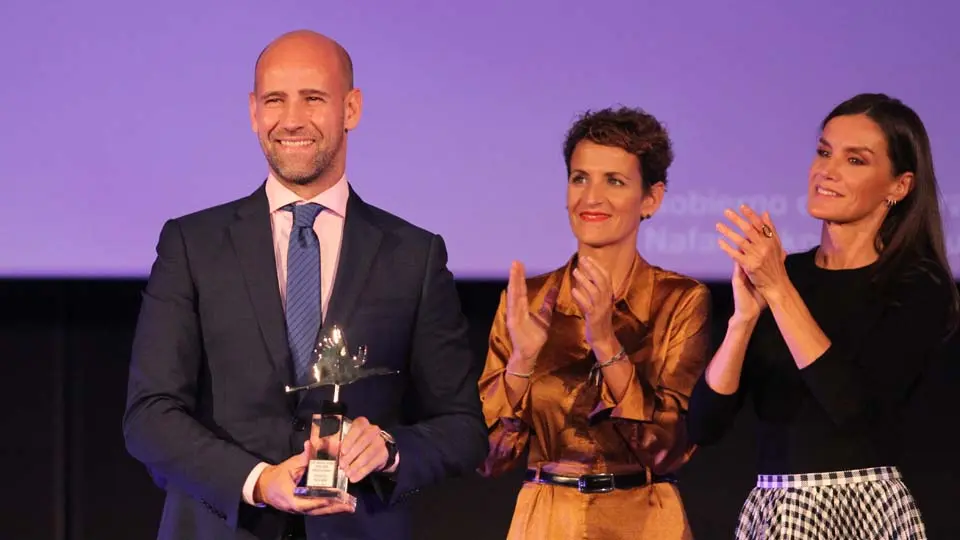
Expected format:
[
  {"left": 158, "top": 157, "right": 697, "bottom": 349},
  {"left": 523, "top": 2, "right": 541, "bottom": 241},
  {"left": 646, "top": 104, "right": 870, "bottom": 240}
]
[{"left": 478, "top": 107, "right": 712, "bottom": 539}]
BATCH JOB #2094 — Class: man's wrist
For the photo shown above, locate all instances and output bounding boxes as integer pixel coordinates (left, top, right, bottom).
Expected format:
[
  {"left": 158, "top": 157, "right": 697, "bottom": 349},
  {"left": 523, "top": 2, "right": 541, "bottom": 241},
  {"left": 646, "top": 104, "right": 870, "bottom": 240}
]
[
  {"left": 244, "top": 462, "right": 271, "bottom": 507},
  {"left": 379, "top": 431, "right": 399, "bottom": 473},
  {"left": 382, "top": 453, "right": 400, "bottom": 475}
]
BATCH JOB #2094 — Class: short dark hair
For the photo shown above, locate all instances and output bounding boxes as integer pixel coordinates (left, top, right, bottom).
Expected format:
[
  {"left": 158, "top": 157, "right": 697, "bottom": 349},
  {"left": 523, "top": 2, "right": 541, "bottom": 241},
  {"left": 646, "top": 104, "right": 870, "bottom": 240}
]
[
  {"left": 562, "top": 106, "right": 673, "bottom": 190},
  {"left": 822, "top": 92, "right": 958, "bottom": 335}
]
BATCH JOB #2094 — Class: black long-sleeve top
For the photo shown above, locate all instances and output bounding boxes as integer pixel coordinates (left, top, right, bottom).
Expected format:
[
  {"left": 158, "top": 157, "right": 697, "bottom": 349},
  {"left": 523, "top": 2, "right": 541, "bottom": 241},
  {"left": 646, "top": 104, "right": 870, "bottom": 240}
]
[{"left": 688, "top": 248, "right": 955, "bottom": 475}]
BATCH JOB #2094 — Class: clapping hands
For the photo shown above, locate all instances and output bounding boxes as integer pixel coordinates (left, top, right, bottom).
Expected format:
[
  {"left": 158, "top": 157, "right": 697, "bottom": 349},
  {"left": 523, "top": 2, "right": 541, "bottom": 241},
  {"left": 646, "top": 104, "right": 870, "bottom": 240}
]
[{"left": 716, "top": 204, "right": 789, "bottom": 313}]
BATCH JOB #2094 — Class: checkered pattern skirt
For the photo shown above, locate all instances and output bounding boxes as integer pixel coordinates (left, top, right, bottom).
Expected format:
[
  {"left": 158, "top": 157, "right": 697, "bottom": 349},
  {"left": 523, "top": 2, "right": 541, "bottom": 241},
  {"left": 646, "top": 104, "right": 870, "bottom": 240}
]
[{"left": 735, "top": 466, "right": 927, "bottom": 539}]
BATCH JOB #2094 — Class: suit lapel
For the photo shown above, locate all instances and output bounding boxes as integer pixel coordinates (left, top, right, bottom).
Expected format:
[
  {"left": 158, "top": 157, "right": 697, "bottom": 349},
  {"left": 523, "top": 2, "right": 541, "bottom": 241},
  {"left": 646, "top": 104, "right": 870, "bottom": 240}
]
[
  {"left": 229, "top": 184, "right": 294, "bottom": 389},
  {"left": 324, "top": 187, "right": 383, "bottom": 331}
]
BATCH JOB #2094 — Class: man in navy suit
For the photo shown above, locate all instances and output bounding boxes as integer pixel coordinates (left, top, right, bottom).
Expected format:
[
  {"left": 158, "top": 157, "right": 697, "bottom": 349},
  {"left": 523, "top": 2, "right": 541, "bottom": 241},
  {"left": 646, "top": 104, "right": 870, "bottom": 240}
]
[{"left": 122, "top": 29, "right": 487, "bottom": 540}]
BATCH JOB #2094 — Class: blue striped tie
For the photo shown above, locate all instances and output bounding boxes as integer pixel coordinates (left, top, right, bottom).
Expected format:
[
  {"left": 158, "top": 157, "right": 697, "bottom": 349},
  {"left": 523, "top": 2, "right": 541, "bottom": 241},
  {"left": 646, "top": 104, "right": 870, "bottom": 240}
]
[{"left": 284, "top": 202, "right": 324, "bottom": 384}]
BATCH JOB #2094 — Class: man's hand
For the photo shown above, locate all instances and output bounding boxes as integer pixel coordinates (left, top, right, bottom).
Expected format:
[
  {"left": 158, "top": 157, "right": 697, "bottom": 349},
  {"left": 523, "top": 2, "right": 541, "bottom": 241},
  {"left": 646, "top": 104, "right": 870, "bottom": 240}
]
[
  {"left": 332, "top": 417, "right": 396, "bottom": 483},
  {"left": 253, "top": 441, "right": 356, "bottom": 515}
]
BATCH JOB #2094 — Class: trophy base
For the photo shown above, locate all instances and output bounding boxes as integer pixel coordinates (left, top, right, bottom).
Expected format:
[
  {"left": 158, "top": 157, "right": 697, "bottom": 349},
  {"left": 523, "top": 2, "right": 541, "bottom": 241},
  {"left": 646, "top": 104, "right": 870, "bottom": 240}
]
[
  {"left": 295, "top": 458, "right": 356, "bottom": 506},
  {"left": 293, "top": 486, "right": 356, "bottom": 506}
]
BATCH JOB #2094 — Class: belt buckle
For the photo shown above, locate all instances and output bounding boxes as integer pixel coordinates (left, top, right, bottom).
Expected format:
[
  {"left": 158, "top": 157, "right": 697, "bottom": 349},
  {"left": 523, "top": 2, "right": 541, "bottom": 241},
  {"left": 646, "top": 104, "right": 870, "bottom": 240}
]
[{"left": 578, "top": 473, "right": 615, "bottom": 493}]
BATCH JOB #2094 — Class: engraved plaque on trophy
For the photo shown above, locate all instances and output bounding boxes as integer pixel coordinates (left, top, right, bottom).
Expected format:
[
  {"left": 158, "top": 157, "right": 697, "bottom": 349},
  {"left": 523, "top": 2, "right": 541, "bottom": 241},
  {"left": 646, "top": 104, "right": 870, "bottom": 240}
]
[{"left": 284, "top": 326, "right": 398, "bottom": 505}]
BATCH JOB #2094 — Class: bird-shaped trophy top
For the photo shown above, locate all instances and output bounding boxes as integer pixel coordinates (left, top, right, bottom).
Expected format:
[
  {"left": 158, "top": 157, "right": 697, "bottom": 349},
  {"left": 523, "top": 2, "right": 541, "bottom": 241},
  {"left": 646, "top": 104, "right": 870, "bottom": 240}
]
[{"left": 284, "top": 325, "right": 398, "bottom": 397}]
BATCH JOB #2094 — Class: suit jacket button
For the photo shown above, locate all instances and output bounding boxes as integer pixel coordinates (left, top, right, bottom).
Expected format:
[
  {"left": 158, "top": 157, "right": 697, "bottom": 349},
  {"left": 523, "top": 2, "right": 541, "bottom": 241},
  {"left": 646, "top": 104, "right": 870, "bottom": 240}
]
[{"left": 292, "top": 417, "right": 306, "bottom": 431}]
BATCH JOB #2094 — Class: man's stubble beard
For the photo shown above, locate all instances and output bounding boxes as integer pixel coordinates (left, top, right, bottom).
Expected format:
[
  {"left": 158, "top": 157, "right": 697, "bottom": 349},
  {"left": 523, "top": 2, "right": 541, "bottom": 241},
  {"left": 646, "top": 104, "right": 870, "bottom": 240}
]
[{"left": 262, "top": 131, "right": 343, "bottom": 186}]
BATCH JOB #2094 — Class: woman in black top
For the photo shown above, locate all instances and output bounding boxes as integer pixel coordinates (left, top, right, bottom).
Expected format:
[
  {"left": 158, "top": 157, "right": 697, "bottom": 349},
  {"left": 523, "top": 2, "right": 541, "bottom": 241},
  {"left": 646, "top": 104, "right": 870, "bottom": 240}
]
[{"left": 688, "top": 93, "right": 959, "bottom": 540}]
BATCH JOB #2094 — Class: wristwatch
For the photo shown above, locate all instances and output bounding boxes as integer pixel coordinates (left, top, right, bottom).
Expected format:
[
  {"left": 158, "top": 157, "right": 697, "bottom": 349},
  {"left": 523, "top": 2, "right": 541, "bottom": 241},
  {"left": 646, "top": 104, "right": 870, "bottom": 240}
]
[{"left": 379, "top": 430, "right": 399, "bottom": 472}]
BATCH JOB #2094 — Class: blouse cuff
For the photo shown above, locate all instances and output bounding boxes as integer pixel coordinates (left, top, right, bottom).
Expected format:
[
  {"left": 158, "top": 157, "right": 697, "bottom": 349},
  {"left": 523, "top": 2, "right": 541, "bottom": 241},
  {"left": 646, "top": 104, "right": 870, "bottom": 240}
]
[
  {"left": 481, "top": 370, "right": 531, "bottom": 430},
  {"left": 588, "top": 363, "right": 655, "bottom": 424}
]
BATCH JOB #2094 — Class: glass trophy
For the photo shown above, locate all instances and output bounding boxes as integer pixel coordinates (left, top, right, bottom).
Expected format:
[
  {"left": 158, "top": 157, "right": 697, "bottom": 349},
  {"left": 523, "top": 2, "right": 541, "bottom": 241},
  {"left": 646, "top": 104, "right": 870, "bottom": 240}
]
[{"left": 284, "top": 326, "right": 398, "bottom": 506}]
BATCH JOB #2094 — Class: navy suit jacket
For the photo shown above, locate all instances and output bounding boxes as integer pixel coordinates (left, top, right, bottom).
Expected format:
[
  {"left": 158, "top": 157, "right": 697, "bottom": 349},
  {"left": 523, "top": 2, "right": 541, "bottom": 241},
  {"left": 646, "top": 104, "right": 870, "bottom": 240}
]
[{"left": 123, "top": 183, "right": 488, "bottom": 540}]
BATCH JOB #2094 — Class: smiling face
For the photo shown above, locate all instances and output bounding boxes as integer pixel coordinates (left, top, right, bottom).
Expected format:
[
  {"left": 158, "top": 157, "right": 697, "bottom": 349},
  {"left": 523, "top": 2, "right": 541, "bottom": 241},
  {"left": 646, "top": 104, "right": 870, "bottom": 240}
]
[
  {"left": 807, "top": 114, "right": 912, "bottom": 226},
  {"left": 248, "top": 32, "right": 361, "bottom": 187},
  {"left": 566, "top": 140, "right": 663, "bottom": 249}
]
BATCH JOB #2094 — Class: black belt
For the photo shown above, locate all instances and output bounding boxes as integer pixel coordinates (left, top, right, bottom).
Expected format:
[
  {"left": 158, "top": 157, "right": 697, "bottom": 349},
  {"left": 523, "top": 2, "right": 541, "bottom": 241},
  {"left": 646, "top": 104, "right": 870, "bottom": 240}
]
[{"left": 524, "top": 469, "right": 675, "bottom": 494}]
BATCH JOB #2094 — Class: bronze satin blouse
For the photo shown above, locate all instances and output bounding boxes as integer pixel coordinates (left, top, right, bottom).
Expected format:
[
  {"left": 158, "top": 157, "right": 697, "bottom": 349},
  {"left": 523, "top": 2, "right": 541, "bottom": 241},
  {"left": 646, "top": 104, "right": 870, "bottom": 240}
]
[{"left": 478, "top": 254, "right": 711, "bottom": 539}]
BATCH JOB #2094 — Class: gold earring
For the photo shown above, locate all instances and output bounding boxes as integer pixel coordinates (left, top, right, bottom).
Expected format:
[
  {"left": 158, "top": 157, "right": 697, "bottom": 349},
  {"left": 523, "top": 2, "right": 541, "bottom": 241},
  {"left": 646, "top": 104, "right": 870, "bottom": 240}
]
[{"left": 885, "top": 199, "right": 897, "bottom": 208}]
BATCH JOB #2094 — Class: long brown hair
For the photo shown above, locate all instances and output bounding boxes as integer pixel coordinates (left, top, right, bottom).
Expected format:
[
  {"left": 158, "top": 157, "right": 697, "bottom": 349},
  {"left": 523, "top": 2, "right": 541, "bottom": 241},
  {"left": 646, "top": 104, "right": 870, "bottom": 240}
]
[{"left": 821, "top": 93, "right": 959, "bottom": 335}]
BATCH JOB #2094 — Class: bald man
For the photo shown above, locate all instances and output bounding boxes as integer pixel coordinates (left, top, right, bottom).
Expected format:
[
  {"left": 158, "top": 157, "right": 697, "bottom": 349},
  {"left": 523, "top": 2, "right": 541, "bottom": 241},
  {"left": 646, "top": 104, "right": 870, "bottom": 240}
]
[{"left": 123, "top": 30, "right": 487, "bottom": 540}]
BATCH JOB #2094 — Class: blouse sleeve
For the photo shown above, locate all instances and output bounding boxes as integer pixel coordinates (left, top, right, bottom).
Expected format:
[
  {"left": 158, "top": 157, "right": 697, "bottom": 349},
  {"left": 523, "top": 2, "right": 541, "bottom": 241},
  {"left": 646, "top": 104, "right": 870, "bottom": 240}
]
[
  {"left": 799, "top": 267, "right": 954, "bottom": 428},
  {"left": 476, "top": 291, "right": 533, "bottom": 477},
  {"left": 590, "top": 283, "right": 713, "bottom": 472}
]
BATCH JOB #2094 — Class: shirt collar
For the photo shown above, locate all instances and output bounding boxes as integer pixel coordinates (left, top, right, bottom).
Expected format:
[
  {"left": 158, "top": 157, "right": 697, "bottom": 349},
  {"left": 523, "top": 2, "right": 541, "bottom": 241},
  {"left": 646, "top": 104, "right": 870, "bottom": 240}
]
[
  {"left": 265, "top": 172, "right": 349, "bottom": 218},
  {"left": 552, "top": 251, "right": 653, "bottom": 323}
]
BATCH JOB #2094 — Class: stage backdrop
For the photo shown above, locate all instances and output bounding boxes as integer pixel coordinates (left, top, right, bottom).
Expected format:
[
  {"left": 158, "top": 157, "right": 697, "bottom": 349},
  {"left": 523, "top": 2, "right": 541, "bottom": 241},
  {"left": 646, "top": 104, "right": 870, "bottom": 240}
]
[{"left": 1, "top": 0, "right": 959, "bottom": 279}]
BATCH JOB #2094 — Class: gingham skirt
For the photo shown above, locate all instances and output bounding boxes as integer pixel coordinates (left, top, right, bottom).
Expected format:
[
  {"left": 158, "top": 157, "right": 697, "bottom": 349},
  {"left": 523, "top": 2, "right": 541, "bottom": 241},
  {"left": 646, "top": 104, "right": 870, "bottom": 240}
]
[{"left": 735, "top": 467, "right": 927, "bottom": 539}]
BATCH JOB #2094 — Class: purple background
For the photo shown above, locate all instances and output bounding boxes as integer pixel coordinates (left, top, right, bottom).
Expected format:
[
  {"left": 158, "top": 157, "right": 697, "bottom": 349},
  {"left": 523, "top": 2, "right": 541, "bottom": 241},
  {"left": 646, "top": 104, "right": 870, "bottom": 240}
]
[{"left": 2, "top": 0, "right": 958, "bottom": 278}]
